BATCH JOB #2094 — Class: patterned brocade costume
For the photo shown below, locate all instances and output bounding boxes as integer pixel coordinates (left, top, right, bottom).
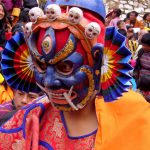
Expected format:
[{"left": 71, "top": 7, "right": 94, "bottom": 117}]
[
  {"left": 0, "top": 95, "right": 96, "bottom": 150},
  {"left": 0, "top": 90, "right": 150, "bottom": 150}
]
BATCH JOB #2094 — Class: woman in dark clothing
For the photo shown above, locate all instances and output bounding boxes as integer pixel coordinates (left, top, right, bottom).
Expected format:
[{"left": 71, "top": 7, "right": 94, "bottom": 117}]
[{"left": 0, "top": 2, "right": 12, "bottom": 50}]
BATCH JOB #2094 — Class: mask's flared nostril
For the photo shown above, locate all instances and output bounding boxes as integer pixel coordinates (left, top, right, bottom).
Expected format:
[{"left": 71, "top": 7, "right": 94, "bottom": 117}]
[
  {"left": 53, "top": 79, "right": 61, "bottom": 87},
  {"left": 43, "top": 80, "right": 50, "bottom": 87},
  {"left": 43, "top": 78, "right": 61, "bottom": 88}
]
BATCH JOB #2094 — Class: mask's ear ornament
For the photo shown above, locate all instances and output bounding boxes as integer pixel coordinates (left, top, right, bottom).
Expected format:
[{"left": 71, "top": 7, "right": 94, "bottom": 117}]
[
  {"left": 46, "top": 4, "right": 61, "bottom": 21},
  {"left": 100, "top": 27, "right": 132, "bottom": 101},
  {"left": 85, "top": 22, "right": 101, "bottom": 39},
  {"left": 1, "top": 32, "right": 41, "bottom": 93},
  {"left": 68, "top": 7, "right": 83, "bottom": 24},
  {"left": 91, "top": 43, "right": 103, "bottom": 91}
]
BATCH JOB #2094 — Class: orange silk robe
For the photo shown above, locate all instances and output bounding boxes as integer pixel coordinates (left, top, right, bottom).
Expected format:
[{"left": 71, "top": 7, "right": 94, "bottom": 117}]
[{"left": 95, "top": 90, "right": 150, "bottom": 150}]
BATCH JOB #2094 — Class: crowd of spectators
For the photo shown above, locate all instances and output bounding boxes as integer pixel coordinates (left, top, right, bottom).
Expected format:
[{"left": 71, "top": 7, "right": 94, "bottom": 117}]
[{"left": 106, "top": 8, "right": 150, "bottom": 102}]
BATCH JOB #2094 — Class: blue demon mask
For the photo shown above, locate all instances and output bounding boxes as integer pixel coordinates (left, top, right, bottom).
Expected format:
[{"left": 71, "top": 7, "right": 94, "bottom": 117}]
[{"left": 27, "top": 3, "right": 105, "bottom": 111}]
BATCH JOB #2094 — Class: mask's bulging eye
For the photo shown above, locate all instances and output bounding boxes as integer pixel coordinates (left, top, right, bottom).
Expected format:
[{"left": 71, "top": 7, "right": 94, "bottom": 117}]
[
  {"left": 56, "top": 60, "right": 74, "bottom": 75},
  {"left": 34, "top": 58, "right": 47, "bottom": 73}
]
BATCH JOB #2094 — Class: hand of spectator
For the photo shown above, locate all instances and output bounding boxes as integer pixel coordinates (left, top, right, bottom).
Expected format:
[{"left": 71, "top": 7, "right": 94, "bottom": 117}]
[{"left": 5, "top": 24, "right": 12, "bottom": 32}]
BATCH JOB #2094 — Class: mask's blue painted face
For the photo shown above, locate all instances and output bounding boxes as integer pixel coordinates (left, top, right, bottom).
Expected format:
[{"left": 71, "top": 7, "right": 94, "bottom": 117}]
[
  {"left": 34, "top": 51, "right": 91, "bottom": 111},
  {"left": 28, "top": 8, "right": 104, "bottom": 111}
]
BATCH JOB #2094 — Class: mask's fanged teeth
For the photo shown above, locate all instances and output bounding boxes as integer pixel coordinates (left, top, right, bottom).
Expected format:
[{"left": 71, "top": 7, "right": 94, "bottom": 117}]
[
  {"left": 47, "top": 92, "right": 55, "bottom": 108},
  {"left": 36, "top": 82, "right": 47, "bottom": 93},
  {"left": 77, "top": 103, "right": 85, "bottom": 109},
  {"left": 68, "top": 86, "right": 74, "bottom": 97},
  {"left": 36, "top": 82, "right": 55, "bottom": 107},
  {"left": 63, "top": 92, "right": 78, "bottom": 111}
]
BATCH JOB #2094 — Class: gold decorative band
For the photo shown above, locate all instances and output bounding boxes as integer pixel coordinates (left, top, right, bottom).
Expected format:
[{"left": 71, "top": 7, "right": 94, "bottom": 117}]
[
  {"left": 49, "top": 39, "right": 74, "bottom": 64},
  {"left": 79, "top": 67, "right": 95, "bottom": 105}
]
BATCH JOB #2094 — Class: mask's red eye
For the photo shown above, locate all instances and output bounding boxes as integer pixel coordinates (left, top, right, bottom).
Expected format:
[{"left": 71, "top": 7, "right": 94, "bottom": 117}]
[
  {"left": 34, "top": 58, "right": 47, "bottom": 73},
  {"left": 55, "top": 60, "right": 74, "bottom": 75}
]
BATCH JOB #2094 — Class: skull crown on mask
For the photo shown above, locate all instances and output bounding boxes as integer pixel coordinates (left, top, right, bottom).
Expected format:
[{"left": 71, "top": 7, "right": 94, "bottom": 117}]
[
  {"left": 85, "top": 22, "right": 101, "bottom": 39},
  {"left": 29, "top": 7, "right": 44, "bottom": 24},
  {"left": 68, "top": 7, "right": 83, "bottom": 24},
  {"left": 46, "top": 4, "right": 61, "bottom": 21},
  {"left": 24, "top": 22, "right": 33, "bottom": 37}
]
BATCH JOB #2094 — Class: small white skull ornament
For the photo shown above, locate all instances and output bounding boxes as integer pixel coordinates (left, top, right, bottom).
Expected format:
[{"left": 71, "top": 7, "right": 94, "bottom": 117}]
[
  {"left": 68, "top": 7, "right": 83, "bottom": 24},
  {"left": 29, "top": 7, "right": 44, "bottom": 23},
  {"left": 85, "top": 22, "right": 101, "bottom": 39},
  {"left": 25, "top": 22, "right": 33, "bottom": 37},
  {"left": 46, "top": 4, "right": 61, "bottom": 21}
]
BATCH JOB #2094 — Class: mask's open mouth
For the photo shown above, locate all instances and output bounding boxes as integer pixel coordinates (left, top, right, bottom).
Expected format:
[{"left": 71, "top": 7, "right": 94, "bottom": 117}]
[
  {"left": 49, "top": 88, "right": 77, "bottom": 103},
  {"left": 36, "top": 67, "right": 95, "bottom": 111},
  {"left": 36, "top": 83, "right": 80, "bottom": 110}
]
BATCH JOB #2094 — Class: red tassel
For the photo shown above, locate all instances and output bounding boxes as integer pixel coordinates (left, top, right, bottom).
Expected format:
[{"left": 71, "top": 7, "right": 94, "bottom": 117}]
[{"left": 25, "top": 115, "right": 39, "bottom": 150}]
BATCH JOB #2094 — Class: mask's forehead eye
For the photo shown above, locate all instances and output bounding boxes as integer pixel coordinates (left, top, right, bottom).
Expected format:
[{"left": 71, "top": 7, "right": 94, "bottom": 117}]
[
  {"left": 41, "top": 32, "right": 56, "bottom": 59},
  {"left": 42, "top": 36, "right": 52, "bottom": 50}
]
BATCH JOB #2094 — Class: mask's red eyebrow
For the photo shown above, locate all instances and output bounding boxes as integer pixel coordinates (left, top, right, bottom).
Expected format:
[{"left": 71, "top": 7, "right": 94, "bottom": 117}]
[
  {"left": 55, "top": 29, "right": 70, "bottom": 53},
  {"left": 36, "top": 29, "right": 46, "bottom": 54}
]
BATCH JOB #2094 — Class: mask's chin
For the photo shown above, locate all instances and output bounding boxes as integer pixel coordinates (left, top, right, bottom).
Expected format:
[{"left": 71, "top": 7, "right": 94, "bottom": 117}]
[{"left": 36, "top": 82, "right": 87, "bottom": 111}]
